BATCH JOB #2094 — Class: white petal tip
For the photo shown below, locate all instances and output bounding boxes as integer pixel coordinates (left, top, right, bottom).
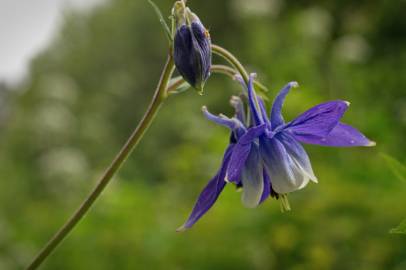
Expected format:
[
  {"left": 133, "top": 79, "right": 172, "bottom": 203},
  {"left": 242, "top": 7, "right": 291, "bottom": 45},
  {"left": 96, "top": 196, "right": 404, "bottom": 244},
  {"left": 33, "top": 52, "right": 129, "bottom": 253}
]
[
  {"left": 307, "top": 172, "right": 318, "bottom": 183},
  {"left": 290, "top": 81, "right": 299, "bottom": 88},
  {"left": 241, "top": 193, "right": 261, "bottom": 208},
  {"left": 242, "top": 201, "right": 259, "bottom": 209},
  {"left": 201, "top": 106, "right": 208, "bottom": 111},
  {"left": 176, "top": 225, "right": 187, "bottom": 233},
  {"left": 344, "top": 101, "right": 351, "bottom": 106},
  {"left": 233, "top": 74, "right": 243, "bottom": 81},
  {"left": 367, "top": 141, "right": 376, "bottom": 147},
  {"left": 230, "top": 95, "right": 240, "bottom": 101}
]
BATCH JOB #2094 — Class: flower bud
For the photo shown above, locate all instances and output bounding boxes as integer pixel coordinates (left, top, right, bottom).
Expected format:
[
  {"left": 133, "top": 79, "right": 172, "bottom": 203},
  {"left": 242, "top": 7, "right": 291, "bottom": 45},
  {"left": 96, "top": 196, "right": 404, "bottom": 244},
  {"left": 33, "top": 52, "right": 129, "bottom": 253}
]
[{"left": 173, "top": 2, "right": 212, "bottom": 92}]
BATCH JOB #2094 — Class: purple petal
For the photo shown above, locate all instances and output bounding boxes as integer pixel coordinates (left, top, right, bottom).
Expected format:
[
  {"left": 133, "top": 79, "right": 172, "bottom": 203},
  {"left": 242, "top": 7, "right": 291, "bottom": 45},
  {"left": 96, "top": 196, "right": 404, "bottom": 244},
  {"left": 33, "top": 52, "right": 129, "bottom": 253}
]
[
  {"left": 191, "top": 22, "right": 212, "bottom": 84},
  {"left": 278, "top": 132, "right": 317, "bottom": 183},
  {"left": 286, "top": 100, "right": 349, "bottom": 138},
  {"left": 230, "top": 96, "right": 246, "bottom": 124},
  {"left": 259, "top": 170, "right": 271, "bottom": 203},
  {"left": 202, "top": 106, "right": 244, "bottom": 131},
  {"left": 234, "top": 74, "right": 246, "bottom": 88},
  {"left": 177, "top": 145, "right": 234, "bottom": 231},
  {"left": 174, "top": 21, "right": 211, "bottom": 90},
  {"left": 174, "top": 25, "right": 197, "bottom": 87},
  {"left": 292, "top": 122, "right": 376, "bottom": 147},
  {"left": 270, "top": 82, "right": 299, "bottom": 129},
  {"left": 240, "top": 145, "right": 264, "bottom": 208},
  {"left": 258, "top": 97, "right": 271, "bottom": 125},
  {"left": 260, "top": 137, "right": 312, "bottom": 194},
  {"left": 246, "top": 74, "right": 264, "bottom": 125},
  {"left": 226, "top": 125, "right": 266, "bottom": 183}
]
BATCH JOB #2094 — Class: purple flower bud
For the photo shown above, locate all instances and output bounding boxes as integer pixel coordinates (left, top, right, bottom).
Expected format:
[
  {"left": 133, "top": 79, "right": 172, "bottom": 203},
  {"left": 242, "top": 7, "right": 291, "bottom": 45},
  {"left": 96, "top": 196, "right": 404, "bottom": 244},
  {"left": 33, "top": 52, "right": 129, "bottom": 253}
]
[{"left": 173, "top": 6, "right": 211, "bottom": 92}]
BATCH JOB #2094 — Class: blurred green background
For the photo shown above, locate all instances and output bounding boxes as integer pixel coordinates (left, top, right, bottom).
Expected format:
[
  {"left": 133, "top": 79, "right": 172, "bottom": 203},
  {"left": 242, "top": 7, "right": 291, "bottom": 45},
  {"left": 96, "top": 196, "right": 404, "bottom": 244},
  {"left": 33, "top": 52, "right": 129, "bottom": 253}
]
[{"left": 0, "top": 0, "right": 405, "bottom": 269}]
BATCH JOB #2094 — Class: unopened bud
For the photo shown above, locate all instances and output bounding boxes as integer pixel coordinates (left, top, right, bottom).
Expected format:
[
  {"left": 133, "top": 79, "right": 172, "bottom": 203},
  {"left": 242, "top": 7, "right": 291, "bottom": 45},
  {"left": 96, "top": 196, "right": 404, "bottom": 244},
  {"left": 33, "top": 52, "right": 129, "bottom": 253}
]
[{"left": 173, "top": 2, "right": 211, "bottom": 92}]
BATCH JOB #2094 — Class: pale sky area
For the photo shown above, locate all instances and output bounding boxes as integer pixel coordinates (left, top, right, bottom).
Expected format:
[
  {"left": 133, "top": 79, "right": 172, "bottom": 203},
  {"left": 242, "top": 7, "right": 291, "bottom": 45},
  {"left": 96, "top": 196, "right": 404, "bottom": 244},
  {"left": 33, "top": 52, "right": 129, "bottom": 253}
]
[{"left": 0, "top": 0, "right": 103, "bottom": 85}]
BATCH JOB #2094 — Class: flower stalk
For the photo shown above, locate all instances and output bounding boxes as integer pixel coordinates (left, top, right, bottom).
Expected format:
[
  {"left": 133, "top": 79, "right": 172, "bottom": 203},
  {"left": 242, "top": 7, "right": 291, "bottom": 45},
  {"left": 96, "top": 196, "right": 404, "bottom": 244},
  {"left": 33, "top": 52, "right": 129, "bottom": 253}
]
[
  {"left": 167, "top": 64, "right": 267, "bottom": 95},
  {"left": 211, "top": 44, "right": 250, "bottom": 84},
  {"left": 212, "top": 45, "right": 266, "bottom": 116},
  {"left": 26, "top": 54, "right": 175, "bottom": 270}
]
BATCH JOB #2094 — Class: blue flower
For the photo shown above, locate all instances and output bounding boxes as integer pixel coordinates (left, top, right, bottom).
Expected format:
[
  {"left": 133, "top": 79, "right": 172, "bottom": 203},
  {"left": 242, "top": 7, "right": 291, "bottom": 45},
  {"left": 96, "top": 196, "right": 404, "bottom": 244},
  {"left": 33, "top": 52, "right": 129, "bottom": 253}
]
[
  {"left": 173, "top": 3, "right": 211, "bottom": 92},
  {"left": 178, "top": 73, "right": 375, "bottom": 231},
  {"left": 177, "top": 96, "right": 276, "bottom": 231},
  {"left": 227, "top": 74, "right": 375, "bottom": 195}
]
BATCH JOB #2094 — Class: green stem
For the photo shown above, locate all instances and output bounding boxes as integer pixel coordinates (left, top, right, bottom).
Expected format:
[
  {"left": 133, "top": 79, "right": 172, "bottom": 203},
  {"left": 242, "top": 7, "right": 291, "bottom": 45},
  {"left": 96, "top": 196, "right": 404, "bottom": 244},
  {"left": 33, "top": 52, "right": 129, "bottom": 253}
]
[
  {"left": 167, "top": 65, "right": 238, "bottom": 94},
  {"left": 26, "top": 54, "right": 175, "bottom": 270},
  {"left": 210, "top": 64, "right": 268, "bottom": 93},
  {"left": 211, "top": 44, "right": 264, "bottom": 113},
  {"left": 211, "top": 45, "right": 268, "bottom": 93},
  {"left": 212, "top": 44, "right": 250, "bottom": 84},
  {"left": 167, "top": 64, "right": 267, "bottom": 94},
  {"left": 211, "top": 64, "right": 239, "bottom": 78}
]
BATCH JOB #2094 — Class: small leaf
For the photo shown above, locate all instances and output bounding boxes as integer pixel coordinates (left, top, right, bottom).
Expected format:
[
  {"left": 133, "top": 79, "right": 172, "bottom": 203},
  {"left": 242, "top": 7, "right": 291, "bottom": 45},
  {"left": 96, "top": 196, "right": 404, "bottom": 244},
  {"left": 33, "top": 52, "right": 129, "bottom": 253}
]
[
  {"left": 147, "top": 0, "right": 172, "bottom": 42},
  {"left": 380, "top": 153, "right": 406, "bottom": 182},
  {"left": 171, "top": 82, "right": 191, "bottom": 94},
  {"left": 390, "top": 219, "right": 406, "bottom": 234},
  {"left": 168, "top": 76, "right": 191, "bottom": 95}
]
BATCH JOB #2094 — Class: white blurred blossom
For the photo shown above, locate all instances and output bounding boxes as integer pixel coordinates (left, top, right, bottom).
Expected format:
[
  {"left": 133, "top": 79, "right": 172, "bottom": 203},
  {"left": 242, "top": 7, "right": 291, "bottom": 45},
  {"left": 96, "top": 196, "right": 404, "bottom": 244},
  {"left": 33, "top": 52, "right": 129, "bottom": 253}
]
[
  {"left": 299, "top": 7, "right": 333, "bottom": 41},
  {"left": 333, "top": 35, "right": 371, "bottom": 63},
  {"left": 232, "top": 0, "right": 284, "bottom": 18}
]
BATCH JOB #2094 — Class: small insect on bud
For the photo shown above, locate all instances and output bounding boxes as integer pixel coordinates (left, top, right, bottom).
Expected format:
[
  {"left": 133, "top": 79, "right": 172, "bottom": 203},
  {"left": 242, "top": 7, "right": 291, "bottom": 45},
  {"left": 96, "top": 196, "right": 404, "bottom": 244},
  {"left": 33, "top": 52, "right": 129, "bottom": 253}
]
[{"left": 173, "top": 1, "right": 212, "bottom": 93}]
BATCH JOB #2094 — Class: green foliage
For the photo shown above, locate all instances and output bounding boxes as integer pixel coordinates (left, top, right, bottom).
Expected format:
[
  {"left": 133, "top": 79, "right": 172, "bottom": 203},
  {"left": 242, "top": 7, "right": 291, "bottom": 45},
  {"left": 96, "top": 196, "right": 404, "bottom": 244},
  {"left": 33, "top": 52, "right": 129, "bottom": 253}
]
[
  {"left": 148, "top": 0, "right": 173, "bottom": 42},
  {"left": 168, "top": 76, "right": 192, "bottom": 95},
  {"left": 381, "top": 153, "right": 406, "bottom": 234},
  {"left": 391, "top": 219, "right": 406, "bottom": 235},
  {"left": 0, "top": 0, "right": 405, "bottom": 269},
  {"left": 381, "top": 153, "right": 406, "bottom": 182}
]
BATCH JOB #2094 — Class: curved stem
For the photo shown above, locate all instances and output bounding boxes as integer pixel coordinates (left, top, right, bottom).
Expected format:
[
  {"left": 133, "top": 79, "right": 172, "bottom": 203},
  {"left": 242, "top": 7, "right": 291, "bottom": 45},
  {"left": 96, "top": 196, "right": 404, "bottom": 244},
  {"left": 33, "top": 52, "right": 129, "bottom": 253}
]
[
  {"left": 211, "top": 44, "right": 265, "bottom": 117},
  {"left": 167, "top": 77, "right": 186, "bottom": 93},
  {"left": 211, "top": 64, "right": 239, "bottom": 78},
  {"left": 211, "top": 44, "right": 250, "bottom": 84},
  {"left": 211, "top": 45, "right": 268, "bottom": 93},
  {"left": 26, "top": 54, "right": 175, "bottom": 270},
  {"left": 211, "top": 65, "right": 268, "bottom": 93},
  {"left": 167, "top": 65, "right": 238, "bottom": 94},
  {"left": 167, "top": 64, "right": 267, "bottom": 94}
]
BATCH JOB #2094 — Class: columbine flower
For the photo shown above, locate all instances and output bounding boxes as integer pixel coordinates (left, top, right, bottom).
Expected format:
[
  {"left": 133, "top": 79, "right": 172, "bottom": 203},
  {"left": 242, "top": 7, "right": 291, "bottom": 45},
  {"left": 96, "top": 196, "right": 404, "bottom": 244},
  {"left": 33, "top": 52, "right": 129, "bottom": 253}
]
[
  {"left": 173, "top": 1, "right": 211, "bottom": 92},
  {"left": 177, "top": 96, "right": 277, "bottom": 231},
  {"left": 179, "top": 73, "right": 375, "bottom": 231},
  {"left": 227, "top": 74, "right": 375, "bottom": 195}
]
